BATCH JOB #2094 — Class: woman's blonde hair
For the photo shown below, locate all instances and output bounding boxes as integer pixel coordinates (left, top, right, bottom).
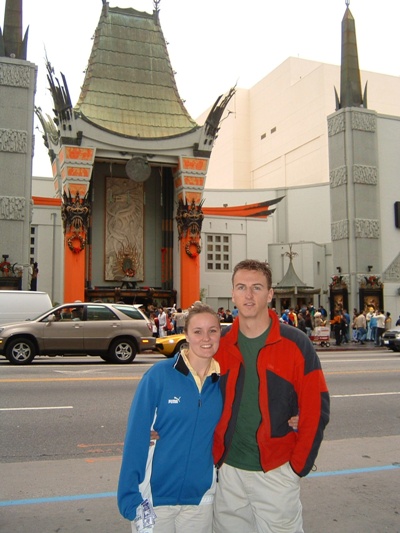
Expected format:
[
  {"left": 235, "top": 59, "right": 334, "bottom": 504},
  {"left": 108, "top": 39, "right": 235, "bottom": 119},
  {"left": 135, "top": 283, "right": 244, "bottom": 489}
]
[{"left": 184, "top": 302, "right": 220, "bottom": 333}]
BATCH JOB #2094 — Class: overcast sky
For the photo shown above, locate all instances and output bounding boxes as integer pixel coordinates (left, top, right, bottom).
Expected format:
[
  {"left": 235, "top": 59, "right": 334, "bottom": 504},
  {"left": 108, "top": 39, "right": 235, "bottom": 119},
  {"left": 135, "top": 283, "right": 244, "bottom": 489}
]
[{"left": 1, "top": 0, "right": 399, "bottom": 177}]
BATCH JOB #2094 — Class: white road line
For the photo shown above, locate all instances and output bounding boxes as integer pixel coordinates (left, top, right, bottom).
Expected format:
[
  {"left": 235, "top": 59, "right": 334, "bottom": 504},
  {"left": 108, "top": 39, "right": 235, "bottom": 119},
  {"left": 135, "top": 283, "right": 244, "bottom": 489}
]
[
  {"left": 323, "top": 357, "right": 398, "bottom": 363},
  {"left": 332, "top": 392, "right": 400, "bottom": 398},
  {"left": 0, "top": 406, "right": 73, "bottom": 411},
  {"left": 54, "top": 370, "right": 104, "bottom": 374}
]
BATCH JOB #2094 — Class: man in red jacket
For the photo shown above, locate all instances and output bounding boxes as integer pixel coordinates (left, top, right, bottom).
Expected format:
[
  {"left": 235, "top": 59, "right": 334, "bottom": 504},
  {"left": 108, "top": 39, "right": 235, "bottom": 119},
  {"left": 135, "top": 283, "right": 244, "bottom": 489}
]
[{"left": 213, "top": 259, "right": 330, "bottom": 533}]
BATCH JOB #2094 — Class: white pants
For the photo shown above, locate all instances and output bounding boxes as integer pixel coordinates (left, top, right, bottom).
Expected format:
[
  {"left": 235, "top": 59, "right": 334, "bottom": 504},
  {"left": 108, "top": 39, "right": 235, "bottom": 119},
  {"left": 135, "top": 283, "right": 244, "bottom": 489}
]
[
  {"left": 158, "top": 327, "right": 167, "bottom": 338},
  {"left": 213, "top": 462, "right": 303, "bottom": 533},
  {"left": 130, "top": 503, "right": 213, "bottom": 533}
]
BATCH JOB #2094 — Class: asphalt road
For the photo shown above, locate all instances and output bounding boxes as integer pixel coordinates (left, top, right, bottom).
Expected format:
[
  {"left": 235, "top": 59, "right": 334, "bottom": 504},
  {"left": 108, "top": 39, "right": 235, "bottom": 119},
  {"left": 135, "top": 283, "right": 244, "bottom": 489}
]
[{"left": 1, "top": 349, "right": 399, "bottom": 532}]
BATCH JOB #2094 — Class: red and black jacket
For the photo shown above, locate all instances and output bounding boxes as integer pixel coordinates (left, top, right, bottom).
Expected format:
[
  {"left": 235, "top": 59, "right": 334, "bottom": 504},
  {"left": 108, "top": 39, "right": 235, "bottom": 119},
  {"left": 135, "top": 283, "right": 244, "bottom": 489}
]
[{"left": 214, "top": 310, "right": 330, "bottom": 477}]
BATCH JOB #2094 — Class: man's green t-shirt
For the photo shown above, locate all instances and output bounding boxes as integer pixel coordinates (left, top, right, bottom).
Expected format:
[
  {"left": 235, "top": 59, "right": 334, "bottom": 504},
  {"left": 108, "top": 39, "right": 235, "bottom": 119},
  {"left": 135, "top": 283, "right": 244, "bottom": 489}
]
[{"left": 225, "top": 326, "right": 270, "bottom": 471}]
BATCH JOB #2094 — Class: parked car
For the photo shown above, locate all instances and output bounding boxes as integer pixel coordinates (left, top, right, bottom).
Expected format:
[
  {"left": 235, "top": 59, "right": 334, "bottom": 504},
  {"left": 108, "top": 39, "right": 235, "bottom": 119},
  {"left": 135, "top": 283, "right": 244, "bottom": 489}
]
[
  {"left": 381, "top": 327, "right": 400, "bottom": 352},
  {"left": 155, "top": 323, "right": 232, "bottom": 358},
  {"left": 0, "top": 302, "right": 156, "bottom": 365},
  {"left": 155, "top": 333, "right": 187, "bottom": 358},
  {"left": 0, "top": 290, "right": 53, "bottom": 325}
]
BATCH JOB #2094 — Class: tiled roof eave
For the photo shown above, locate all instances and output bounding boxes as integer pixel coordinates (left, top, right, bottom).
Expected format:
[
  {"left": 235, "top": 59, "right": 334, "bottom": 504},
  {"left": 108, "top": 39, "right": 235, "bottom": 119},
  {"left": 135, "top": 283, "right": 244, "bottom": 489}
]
[{"left": 76, "top": 112, "right": 200, "bottom": 141}]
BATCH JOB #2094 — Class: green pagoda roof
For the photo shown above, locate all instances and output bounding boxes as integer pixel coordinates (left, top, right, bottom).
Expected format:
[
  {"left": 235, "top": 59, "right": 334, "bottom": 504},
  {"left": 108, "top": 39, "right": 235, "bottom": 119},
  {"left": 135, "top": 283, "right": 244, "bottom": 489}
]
[{"left": 74, "top": 4, "right": 198, "bottom": 139}]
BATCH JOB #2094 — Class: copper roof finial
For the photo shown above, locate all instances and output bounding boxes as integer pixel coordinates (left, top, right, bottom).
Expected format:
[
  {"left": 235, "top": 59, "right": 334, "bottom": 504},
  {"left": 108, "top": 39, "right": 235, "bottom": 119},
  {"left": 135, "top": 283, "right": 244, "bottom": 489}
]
[
  {"left": 334, "top": 3, "right": 367, "bottom": 110},
  {"left": 285, "top": 244, "right": 298, "bottom": 261},
  {"left": 1, "top": 0, "right": 28, "bottom": 59}
]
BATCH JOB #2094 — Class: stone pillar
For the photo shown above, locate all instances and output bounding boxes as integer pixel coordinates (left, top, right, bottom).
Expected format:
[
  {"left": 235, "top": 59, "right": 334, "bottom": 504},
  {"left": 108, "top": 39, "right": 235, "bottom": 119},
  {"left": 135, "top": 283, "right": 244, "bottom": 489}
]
[
  {"left": 0, "top": 59, "right": 37, "bottom": 286},
  {"left": 328, "top": 108, "right": 380, "bottom": 313}
]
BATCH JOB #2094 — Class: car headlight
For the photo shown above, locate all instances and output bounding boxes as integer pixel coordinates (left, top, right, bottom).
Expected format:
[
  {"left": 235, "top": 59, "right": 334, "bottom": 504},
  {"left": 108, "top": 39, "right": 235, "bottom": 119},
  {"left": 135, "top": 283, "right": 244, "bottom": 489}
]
[{"left": 395, "top": 332, "right": 400, "bottom": 339}]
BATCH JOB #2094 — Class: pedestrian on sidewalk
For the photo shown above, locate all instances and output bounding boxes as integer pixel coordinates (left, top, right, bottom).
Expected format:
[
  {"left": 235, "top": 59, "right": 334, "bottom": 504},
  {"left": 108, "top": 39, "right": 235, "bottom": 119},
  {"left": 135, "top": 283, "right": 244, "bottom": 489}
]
[
  {"left": 375, "top": 310, "right": 386, "bottom": 346},
  {"left": 342, "top": 309, "right": 351, "bottom": 343},
  {"left": 385, "top": 312, "right": 392, "bottom": 331},
  {"left": 369, "top": 311, "right": 377, "bottom": 344},
  {"left": 351, "top": 309, "right": 359, "bottom": 342},
  {"left": 354, "top": 311, "right": 367, "bottom": 344},
  {"left": 366, "top": 307, "right": 374, "bottom": 341},
  {"left": 330, "top": 310, "right": 343, "bottom": 346}
]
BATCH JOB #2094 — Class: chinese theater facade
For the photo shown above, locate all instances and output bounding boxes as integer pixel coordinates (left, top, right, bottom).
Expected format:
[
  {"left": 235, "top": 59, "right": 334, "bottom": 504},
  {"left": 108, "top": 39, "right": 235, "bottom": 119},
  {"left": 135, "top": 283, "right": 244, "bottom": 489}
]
[{"left": 36, "top": 3, "right": 234, "bottom": 309}]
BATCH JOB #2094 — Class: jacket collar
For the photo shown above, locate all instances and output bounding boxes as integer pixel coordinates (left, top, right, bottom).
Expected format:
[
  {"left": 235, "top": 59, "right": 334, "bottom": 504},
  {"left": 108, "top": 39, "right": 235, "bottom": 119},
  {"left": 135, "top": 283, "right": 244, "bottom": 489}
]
[
  {"left": 173, "top": 351, "right": 220, "bottom": 383},
  {"left": 222, "top": 308, "right": 282, "bottom": 350}
]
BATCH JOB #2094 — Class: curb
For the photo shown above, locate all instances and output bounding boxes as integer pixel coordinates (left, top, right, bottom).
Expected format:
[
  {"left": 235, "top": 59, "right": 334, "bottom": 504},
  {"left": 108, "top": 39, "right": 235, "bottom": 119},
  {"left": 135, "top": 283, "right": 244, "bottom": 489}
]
[{"left": 315, "top": 342, "right": 387, "bottom": 352}]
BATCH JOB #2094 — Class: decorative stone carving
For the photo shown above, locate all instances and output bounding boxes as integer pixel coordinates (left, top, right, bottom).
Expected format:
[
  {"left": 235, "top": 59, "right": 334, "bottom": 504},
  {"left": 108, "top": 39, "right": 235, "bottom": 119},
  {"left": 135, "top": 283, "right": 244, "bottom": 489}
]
[
  {"left": 0, "top": 196, "right": 26, "bottom": 220},
  {"left": 105, "top": 178, "right": 144, "bottom": 280},
  {"left": 330, "top": 166, "right": 347, "bottom": 188},
  {"left": 359, "top": 275, "right": 383, "bottom": 288},
  {"left": 352, "top": 112, "right": 376, "bottom": 132},
  {"left": 328, "top": 114, "right": 345, "bottom": 136},
  {"left": 61, "top": 191, "right": 91, "bottom": 255},
  {"left": 176, "top": 198, "right": 205, "bottom": 241},
  {"left": 61, "top": 191, "right": 91, "bottom": 235},
  {"left": 0, "top": 64, "right": 31, "bottom": 88},
  {"left": 125, "top": 155, "right": 151, "bottom": 182},
  {"left": 354, "top": 219, "right": 380, "bottom": 239},
  {"left": 341, "top": 274, "right": 350, "bottom": 287},
  {"left": 0, "top": 129, "right": 28, "bottom": 153},
  {"left": 329, "top": 275, "right": 347, "bottom": 289},
  {"left": 383, "top": 254, "right": 400, "bottom": 281},
  {"left": 331, "top": 219, "right": 349, "bottom": 240},
  {"left": 353, "top": 165, "right": 378, "bottom": 185},
  {"left": 176, "top": 198, "right": 205, "bottom": 258}
]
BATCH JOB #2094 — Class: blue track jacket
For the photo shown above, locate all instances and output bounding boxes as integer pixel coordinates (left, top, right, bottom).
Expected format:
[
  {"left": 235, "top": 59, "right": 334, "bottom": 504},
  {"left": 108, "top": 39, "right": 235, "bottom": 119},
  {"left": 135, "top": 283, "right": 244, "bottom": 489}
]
[{"left": 118, "top": 353, "right": 222, "bottom": 521}]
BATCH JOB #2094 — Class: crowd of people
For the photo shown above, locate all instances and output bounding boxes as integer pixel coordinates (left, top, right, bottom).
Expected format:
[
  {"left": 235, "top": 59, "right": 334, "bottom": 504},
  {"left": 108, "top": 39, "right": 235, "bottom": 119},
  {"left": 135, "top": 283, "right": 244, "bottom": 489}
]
[
  {"left": 145, "top": 304, "right": 239, "bottom": 339},
  {"left": 265, "top": 305, "right": 395, "bottom": 348},
  {"left": 144, "top": 305, "right": 184, "bottom": 338},
  {"left": 145, "top": 300, "right": 396, "bottom": 350},
  {"left": 327, "top": 307, "right": 393, "bottom": 347}
]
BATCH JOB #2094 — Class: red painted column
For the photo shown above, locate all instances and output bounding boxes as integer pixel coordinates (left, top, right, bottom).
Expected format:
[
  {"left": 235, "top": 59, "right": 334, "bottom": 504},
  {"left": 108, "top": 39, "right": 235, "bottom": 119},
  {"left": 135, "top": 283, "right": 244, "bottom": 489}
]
[
  {"left": 52, "top": 146, "right": 96, "bottom": 303},
  {"left": 174, "top": 157, "right": 208, "bottom": 308},
  {"left": 64, "top": 234, "right": 86, "bottom": 302},
  {"left": 180, "top": 236, "right": 201, "bottom": 309}
]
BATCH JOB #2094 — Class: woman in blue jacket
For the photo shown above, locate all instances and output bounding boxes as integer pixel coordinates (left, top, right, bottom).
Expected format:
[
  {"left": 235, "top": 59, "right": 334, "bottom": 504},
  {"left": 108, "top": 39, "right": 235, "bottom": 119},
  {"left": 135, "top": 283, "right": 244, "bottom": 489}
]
[{"left": 118, "top": 303, "right": 223, "bottom": 533}]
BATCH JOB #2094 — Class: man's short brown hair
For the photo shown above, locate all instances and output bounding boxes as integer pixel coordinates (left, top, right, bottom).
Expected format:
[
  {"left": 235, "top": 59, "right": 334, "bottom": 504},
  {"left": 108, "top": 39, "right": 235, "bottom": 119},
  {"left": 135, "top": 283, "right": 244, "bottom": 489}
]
[{"left": 232, "top": 259, "right": 272, "bottom": 289}]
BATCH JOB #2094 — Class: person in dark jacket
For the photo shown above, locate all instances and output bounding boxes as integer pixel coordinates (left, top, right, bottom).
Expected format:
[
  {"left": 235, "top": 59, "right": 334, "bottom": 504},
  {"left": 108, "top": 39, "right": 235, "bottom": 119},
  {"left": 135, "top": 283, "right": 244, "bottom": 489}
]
[
  {"left": 213, "top": 259, "right": 330, "bottom": 533},
  {"left": 297, "top": 311, "right": 307, "bottom": 333},
  {"left": 330, "top": 310, "right": 343, "bottom": 346}
]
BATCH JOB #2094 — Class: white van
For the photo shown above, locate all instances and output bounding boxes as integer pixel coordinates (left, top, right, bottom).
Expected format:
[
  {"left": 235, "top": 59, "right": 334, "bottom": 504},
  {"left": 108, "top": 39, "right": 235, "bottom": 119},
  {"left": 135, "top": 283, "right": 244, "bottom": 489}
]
[{"left": 0, "top": 291, "right": 53, "bottom": 325}]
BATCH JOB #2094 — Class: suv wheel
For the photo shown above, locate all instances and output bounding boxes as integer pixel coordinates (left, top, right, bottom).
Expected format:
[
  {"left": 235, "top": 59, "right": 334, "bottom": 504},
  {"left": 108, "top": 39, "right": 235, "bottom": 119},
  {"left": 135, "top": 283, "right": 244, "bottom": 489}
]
[
  {"left": 6, "top": 338, "right": 36, "bottom": 365},
  {"left": 108, "top": 338, "right": 137, "bottom": 364}
]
